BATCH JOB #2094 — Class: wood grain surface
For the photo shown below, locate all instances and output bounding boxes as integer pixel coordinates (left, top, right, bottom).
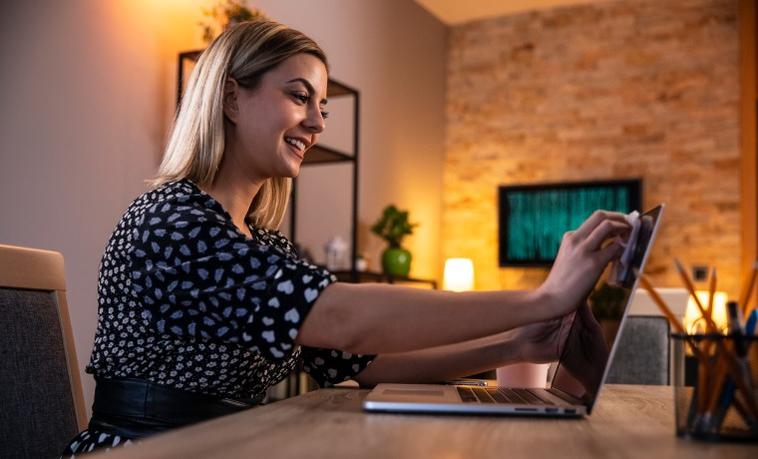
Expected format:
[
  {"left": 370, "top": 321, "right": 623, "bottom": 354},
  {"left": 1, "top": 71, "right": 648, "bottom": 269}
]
[{"left": 94, "top": 385, "right": 757, "bottom": 458}]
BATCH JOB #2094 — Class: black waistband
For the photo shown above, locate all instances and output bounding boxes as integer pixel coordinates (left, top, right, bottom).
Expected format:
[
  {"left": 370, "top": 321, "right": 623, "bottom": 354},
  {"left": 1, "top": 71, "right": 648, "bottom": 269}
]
[{"left": 89, "top": 377, "right": 259, "bottom": 439}]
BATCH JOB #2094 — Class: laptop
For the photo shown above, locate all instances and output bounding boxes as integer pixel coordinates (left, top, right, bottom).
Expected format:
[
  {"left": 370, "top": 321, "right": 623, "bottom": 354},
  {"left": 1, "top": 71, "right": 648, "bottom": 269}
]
[{"left": 363, "top": 204, "right": 665, "bottom": 417}]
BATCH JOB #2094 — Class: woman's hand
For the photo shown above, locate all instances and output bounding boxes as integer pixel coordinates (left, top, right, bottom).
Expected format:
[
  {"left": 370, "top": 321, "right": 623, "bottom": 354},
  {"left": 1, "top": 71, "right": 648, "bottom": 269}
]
[
  {"left": 559, "top": 302, "right": 610, "bottom": 397},
  {"left": 538, "top": 210, "right": 630, "bottom": 318},
  {"left": 506, "top": 313, "right": 574, "bottom": 364}
]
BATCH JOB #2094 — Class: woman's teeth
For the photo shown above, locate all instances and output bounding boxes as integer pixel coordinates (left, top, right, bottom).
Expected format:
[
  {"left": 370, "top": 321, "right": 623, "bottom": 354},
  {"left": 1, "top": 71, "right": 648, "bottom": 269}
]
[{"left": 285, "top": 137, "right": 305, "bottom": 151}]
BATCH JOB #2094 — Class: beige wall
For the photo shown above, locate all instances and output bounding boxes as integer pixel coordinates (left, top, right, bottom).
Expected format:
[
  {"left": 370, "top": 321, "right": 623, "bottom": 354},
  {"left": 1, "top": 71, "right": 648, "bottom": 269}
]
[
  {"left": 0, "top": 0, "right": 446, "bottom": 415},
  {"left": 443, "top": 0, "right": 742, "bottom": 296}
]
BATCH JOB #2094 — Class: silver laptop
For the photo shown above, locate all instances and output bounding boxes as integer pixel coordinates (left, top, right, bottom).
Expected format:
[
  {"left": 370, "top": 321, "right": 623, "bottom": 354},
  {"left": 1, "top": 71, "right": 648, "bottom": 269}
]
[{"left": 364, "top": 204, "right": 665, "bottom": 417}]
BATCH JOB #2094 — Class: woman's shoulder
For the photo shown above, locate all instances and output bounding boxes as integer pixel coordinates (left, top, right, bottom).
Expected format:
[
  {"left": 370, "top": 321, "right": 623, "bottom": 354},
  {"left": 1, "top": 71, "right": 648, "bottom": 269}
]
[
  {"left": 250, "top": 226, "right": 299, "bottom": 256},
  {"left": 126, "top": 179, "right": 226, "bottom": 222}
]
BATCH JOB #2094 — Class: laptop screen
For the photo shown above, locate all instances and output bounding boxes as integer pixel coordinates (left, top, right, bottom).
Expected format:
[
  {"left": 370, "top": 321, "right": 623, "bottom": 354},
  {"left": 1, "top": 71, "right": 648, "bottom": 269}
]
[{"left": 550, "top": 205, "right": 664, "bottom": 413}]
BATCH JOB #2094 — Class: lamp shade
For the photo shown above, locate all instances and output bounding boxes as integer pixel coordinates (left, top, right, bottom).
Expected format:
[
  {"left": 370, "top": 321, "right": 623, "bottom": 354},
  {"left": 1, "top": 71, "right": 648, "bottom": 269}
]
[
  {"left": 683, "top": 291, "right": 729, "bottom": 333},
  {"left": 443, "top": 258, "right": 474, "bottom": 292}
]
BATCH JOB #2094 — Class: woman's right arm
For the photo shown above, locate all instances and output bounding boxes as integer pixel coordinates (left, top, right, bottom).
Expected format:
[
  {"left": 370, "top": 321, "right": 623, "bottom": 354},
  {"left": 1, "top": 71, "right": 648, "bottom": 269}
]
[
  {"left": 298, "top": 284, "right": 548, "bottom": 354},
  {"left": 296, "top": 210, "right": 630, "bottom": 355}
]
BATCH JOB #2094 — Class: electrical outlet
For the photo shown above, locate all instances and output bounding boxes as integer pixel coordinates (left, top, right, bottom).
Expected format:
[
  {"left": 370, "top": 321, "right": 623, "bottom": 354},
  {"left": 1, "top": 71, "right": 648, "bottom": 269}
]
[{"left": 692, "top": 265, "right": 709, "bottom": 282}]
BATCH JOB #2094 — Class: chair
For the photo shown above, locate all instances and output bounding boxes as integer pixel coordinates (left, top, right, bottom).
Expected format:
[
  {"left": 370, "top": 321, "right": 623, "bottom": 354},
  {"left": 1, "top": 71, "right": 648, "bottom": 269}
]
[
  {"left": 0, "top": 244, "right": 87, "bottom": 458},
  {"left": 606, "top": 315, "right": 670, "bottom": 385}
]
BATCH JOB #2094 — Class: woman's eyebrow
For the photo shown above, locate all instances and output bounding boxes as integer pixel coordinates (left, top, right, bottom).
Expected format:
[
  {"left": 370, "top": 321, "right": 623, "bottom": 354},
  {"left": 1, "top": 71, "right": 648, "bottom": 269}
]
[{"left": 286, "top": 77, "right": 328, "bottom": 105}]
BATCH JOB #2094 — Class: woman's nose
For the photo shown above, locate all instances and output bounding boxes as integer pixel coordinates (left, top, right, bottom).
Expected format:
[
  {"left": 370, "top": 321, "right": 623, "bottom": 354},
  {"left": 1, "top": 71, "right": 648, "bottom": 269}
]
[{"left": 303, "top": 106, "right": 325, "bottom": 133}]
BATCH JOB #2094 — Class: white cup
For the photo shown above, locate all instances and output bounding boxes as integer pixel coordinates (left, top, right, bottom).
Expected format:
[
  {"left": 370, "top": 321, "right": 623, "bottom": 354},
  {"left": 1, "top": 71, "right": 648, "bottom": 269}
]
[{"left": 496, "top": 363, "right": 550, "bottom": 388}]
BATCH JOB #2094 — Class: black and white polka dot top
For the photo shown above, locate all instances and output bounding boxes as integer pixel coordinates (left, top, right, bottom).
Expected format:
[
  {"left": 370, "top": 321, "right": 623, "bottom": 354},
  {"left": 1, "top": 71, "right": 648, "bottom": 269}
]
[{"left": 86, "top": 179, "right": 374, "bottom": 401}]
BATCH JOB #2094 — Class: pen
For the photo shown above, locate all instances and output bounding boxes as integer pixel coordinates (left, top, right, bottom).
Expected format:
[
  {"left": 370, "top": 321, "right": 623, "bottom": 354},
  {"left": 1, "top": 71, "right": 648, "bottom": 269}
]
[{"left": 673, "top": 261, "right": 758, "bottom": 419}]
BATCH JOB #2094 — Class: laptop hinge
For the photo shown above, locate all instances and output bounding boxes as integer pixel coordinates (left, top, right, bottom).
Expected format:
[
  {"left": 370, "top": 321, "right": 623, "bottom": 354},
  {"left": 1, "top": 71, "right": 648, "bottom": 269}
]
[{"left": 546, "top": 387, "right": 586, "bottom": 407}]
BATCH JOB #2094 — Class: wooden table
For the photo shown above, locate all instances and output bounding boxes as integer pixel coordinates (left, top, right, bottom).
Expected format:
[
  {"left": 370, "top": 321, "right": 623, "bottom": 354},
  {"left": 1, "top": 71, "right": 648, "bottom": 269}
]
[{"left": 96, "top": 385, "right": 756, "bottom": 458}]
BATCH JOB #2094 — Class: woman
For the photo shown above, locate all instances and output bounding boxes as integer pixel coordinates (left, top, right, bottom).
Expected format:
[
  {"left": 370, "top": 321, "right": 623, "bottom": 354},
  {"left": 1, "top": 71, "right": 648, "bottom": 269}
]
[{"left": 62, "top": 19, "right": 628, "bottom": 456}]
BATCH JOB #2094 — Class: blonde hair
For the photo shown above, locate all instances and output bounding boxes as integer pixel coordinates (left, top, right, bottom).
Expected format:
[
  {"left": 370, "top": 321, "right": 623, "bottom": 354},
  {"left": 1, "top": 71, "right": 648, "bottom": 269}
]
[{"left": 151, "top": 20, "right": 328, "bottom": 230}]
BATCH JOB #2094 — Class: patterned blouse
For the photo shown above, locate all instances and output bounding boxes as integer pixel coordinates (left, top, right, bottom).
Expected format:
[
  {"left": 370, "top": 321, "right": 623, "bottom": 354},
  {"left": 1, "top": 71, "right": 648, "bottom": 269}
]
[{"left": 62, "top": 179, "right": 374, "bottom": 456}]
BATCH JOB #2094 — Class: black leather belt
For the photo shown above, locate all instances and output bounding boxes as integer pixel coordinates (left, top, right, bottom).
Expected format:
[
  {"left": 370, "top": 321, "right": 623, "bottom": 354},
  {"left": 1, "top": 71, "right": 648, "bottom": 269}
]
[{"left": 89, "top": 377, "right": 260, "bottom": 439}]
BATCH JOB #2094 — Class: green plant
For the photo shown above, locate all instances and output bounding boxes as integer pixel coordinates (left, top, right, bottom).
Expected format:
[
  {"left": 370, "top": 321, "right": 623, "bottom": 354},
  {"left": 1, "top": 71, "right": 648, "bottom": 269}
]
[
  {"left": 589, "top": 281, "right": 627, "bottom": 320},
  {"left": 371, "top": 205, "right": 418, "bottom": 248},
  {"left": 200, "top": 0, "right": 267, "bottom": 43}
]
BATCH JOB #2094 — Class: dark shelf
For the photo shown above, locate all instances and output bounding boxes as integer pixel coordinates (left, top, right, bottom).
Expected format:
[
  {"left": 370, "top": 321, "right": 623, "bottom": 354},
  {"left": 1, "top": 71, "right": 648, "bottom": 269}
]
[
  {"left": 304, "top": 144, "right": 355, "bottom": 164},
  {"left": 332, "top": 270, "right": 438, "bottom": 289},
  {"left": 327, "top": 78, "right": 358, "bottom": 97}
]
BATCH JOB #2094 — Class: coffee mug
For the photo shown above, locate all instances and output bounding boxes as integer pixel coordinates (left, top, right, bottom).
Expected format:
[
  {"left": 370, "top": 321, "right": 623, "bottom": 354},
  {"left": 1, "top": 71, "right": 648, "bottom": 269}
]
[{"left": 496, "top": 363, "right": 550, "bottom": 388}]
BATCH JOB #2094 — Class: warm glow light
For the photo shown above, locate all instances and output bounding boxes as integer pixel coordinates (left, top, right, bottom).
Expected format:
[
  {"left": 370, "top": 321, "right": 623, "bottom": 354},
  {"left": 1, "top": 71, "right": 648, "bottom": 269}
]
[
  {"left": 683, "top": 291, "right": 729, "bottom": 333},
  {"left": 443, "top": 258, "right": 474, "bottom": 292}
]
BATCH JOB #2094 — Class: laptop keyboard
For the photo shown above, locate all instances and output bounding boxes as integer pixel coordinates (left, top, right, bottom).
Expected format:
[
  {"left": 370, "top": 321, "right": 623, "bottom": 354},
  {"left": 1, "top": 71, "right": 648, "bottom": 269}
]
[{"left": 456, "top": 386, "right": 555, "bottom": 405}]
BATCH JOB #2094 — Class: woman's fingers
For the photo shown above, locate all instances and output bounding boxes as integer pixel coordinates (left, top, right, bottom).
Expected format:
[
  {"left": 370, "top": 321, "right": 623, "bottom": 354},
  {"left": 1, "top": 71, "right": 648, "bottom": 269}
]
[
  {"left": 595, "top": 237, "right": 625, "bottom": 266},
  {"left": 538, "top": 210, "right": 631, "bottom": 319},
  {"left": 573, "top": 210, "right": 629, "bottom": 240},
  {"left": 585, "top": 220, "right": 630, "bottom": 252}
]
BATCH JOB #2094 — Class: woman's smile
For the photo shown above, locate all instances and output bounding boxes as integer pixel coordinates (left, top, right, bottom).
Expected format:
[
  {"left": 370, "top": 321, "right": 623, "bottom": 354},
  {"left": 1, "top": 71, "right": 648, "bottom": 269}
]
[
  {"left": 223, "top": 53, "right": 327, "bottom": 179},
  {"left": 284, "top": 136, "right": 308, "bottom": 160}
]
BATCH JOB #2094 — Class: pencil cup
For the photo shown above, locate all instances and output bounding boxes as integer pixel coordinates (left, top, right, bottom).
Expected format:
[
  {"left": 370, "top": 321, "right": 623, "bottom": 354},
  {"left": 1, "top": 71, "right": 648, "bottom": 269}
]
[{"left": 672, "top": 333, "right": 758, "bottom": 441}]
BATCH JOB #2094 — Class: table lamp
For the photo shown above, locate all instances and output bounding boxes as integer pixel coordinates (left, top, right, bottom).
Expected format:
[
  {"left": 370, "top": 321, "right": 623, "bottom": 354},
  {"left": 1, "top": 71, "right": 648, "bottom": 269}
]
[
  {"left": 683, "top": 290, "right": 729, "bottom": 333},
  {"left": 443, "top": 258, "right": 474, "bottom": 292}
]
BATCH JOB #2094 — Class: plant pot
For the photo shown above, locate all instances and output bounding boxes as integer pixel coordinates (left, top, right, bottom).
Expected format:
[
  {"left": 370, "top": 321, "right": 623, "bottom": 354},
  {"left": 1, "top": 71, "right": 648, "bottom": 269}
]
[{"left": 381, "top": 247, "right": 412, "bottom": 277}]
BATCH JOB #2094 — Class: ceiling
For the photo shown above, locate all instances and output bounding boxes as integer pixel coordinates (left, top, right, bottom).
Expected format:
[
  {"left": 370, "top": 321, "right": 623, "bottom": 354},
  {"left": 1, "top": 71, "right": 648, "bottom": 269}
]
[{"left": 414, "top": 0, "right": 608, "bottom": 25}]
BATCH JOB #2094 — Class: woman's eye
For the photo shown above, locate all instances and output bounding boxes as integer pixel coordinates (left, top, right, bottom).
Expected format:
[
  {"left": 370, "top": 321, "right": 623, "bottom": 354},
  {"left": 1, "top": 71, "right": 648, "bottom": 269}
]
[
  {"left": 321, "top": 111, "right": 329, "bottom": 119},
  {"left": 293, "top": 93, "right": 309, "bottom": 104}
]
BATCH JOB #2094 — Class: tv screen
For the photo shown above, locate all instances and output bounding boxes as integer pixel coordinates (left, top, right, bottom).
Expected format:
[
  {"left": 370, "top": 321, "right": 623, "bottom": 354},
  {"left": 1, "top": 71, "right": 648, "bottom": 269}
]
[{"left": 498, "top": 179, "right": 641, "bottom": 267}]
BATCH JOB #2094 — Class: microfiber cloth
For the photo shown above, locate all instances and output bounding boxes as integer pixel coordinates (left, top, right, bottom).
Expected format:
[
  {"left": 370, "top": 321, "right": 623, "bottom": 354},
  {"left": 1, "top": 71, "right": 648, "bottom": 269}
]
[{"left": 610, "top": 211, "right": 640, "bottom": 286}]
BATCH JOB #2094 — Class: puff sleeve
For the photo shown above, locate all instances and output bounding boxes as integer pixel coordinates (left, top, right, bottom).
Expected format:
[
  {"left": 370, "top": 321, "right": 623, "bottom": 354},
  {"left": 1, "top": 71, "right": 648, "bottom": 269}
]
[{"left": 128, "top": 194, "right": 335, "bottom": 361}]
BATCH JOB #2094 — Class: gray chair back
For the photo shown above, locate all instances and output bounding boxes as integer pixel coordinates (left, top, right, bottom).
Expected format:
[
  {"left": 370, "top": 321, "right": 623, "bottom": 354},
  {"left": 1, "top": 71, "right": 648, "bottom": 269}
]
[
  {"left": 0, "top": 244, "right": 86, "bottom": 458},
  {"left": 606, "top": 315, "right": 670, "bottom": 385}
]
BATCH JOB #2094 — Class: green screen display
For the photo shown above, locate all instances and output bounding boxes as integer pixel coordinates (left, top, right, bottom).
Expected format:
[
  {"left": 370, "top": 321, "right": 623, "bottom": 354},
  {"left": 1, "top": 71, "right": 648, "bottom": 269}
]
[{"left": 498, "top": 180, "right": 641, "bottom": 266}]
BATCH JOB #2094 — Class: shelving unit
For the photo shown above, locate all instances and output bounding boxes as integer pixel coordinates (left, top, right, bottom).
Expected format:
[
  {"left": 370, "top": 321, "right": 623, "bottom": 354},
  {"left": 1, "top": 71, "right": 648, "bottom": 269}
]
[
  {"left": 332, "top": 270, "right": 437, "bottom": 289},
  {"left": 176, "top": 50, "right": 435, "bottom": 401}
]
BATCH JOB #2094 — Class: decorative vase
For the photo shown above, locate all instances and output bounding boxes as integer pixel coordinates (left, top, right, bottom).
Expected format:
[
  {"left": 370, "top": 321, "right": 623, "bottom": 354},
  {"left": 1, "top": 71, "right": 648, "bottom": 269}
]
[{"left": 381, "top": 247, "right": 412, "bottom": 277}]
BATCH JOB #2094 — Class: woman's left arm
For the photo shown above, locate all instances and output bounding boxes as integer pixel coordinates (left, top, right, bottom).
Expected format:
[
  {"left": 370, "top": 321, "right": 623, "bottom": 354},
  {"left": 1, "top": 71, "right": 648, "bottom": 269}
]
[{"left": 352, "top": 314, "right": 571, "bottom": 387}]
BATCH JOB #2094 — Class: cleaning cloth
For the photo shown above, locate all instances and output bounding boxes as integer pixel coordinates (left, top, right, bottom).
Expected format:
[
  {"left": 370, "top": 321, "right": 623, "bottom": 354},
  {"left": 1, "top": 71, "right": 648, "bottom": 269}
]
[{"left": 610, "top": 210, "right": 640, "bottom": 286}]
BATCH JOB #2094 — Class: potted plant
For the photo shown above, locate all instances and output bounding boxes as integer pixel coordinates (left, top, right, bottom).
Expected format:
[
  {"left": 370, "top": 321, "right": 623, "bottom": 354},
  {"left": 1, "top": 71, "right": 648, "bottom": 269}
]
[
  {"left": 200, "top": 0, "right": 266, "bottom": 44},
  {"left": 371, "top": 205, "right": 418, "bottom": 277}
]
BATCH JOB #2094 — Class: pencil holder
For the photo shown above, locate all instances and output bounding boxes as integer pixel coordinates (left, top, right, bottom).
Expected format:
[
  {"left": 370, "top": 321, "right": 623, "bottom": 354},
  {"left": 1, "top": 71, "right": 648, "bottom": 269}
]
[{"left": 672, "top": 333, "right": 758, "bottom": 441}]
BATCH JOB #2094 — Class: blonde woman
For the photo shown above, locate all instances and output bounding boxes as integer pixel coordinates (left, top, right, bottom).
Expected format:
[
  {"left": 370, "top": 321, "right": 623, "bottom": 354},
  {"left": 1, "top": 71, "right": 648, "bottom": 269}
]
[{"left": 62, "top": 19, "right": 628, "bottom": 456}]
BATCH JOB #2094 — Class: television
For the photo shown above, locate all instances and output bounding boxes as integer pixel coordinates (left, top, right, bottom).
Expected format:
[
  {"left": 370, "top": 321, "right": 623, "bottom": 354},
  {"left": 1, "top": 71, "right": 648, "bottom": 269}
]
[{"left": 498, "top": 179, "right": 642, "bottom": 267}]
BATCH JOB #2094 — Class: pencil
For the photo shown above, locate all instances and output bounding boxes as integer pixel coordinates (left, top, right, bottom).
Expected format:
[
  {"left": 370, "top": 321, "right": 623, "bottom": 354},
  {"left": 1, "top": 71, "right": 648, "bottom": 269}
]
[
  {"left": 639, "top": 275, "right": 704, "bottom": 360},
  {"left": 707, "top": 267, "right": 717, "bottom": 325},
  {"left": 639, "top": 275, "right": 686, "bottom": 334},
  {"left": 702, "top": 267, "right": 718, "bottom": 359},
  {"left": 672, "top": 261, "right": 758, "bottom": 420},
  {"left": 674, "top": 259, "right": 719, "bottom": 334}
]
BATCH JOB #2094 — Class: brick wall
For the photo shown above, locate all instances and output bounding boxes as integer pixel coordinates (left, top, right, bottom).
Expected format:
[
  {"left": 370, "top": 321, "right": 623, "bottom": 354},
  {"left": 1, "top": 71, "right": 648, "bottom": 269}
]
[{"left": 443, "top": 0, "right": 741, "bottom": 296}]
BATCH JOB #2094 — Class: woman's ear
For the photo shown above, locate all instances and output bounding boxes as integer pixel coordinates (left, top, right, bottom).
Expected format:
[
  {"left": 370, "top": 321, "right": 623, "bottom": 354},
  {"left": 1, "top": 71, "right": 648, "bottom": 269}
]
[{"left": 223, "top": 78, "right": 240, "bottom": 124}]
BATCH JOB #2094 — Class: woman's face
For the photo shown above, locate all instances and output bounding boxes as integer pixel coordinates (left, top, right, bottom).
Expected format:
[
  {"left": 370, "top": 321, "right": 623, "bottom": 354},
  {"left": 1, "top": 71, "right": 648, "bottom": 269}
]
[{"left": 224, "top": 53, "right": 328, "bottom": 181}]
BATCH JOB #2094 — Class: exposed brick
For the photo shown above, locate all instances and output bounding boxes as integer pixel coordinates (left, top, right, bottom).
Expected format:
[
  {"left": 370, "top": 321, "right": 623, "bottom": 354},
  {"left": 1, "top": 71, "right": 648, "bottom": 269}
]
[{"left": 443, "top": 0, "right": 741, "bottom": 297}]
